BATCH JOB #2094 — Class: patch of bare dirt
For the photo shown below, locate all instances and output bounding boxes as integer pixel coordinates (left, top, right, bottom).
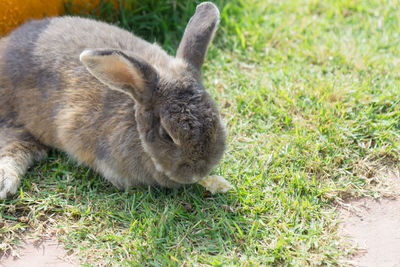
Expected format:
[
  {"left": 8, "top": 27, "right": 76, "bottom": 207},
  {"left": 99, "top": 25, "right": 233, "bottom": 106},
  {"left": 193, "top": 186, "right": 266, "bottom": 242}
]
[
  {"left": 339, "top": 166, "right": 400, "bottom": 267},
  {"left": 0, "top": 238, "right": 78, "bottom": 267}
]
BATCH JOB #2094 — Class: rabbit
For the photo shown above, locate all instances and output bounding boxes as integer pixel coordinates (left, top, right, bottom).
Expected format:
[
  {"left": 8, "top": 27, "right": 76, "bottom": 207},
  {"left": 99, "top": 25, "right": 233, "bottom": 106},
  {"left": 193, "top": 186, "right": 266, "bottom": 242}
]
[{"left": 0, "top": 2, "right": 226, "bottom": 199}]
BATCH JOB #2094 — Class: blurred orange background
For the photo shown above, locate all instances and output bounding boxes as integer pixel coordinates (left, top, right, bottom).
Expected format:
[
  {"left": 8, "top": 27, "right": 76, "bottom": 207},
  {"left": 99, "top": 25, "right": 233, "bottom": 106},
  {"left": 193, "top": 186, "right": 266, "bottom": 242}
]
[{"left": 0, "top": 0, "right": 102, "bottom": 36}]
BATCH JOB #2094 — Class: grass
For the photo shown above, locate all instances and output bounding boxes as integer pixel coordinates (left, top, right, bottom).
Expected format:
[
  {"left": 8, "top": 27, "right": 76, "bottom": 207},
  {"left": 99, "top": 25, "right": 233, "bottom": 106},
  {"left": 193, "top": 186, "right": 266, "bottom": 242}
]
[{"left": 1, "top": 0, "right": 400, "bottom": 265}]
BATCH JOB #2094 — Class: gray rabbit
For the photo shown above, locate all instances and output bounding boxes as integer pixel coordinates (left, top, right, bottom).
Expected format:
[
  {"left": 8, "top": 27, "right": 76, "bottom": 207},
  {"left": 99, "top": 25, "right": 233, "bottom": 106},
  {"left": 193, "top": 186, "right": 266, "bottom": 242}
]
[{"left": 0, "top": 2, "right": 226, "bottom": 199}]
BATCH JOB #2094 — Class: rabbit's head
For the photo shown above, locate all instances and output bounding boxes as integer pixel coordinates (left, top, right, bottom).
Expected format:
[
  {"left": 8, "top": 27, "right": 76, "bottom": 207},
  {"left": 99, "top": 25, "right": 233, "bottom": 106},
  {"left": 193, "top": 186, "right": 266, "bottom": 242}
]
[{"left": 80, "top": 2, "right": 226, "bottom": 184}]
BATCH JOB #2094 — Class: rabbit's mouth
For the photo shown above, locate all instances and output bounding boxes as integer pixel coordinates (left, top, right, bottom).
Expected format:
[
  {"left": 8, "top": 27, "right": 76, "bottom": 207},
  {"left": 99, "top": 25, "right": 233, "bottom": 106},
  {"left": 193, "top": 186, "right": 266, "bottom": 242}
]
[{"left": 167, "top": 162, "right": 210, "bottom": 185}]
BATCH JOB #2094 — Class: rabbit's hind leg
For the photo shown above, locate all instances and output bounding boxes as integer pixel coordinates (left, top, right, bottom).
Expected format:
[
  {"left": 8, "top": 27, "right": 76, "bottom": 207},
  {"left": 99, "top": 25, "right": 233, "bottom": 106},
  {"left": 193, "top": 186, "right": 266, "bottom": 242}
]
[{"left": 0, "top": 123, "right": 47, "bottom": 199}]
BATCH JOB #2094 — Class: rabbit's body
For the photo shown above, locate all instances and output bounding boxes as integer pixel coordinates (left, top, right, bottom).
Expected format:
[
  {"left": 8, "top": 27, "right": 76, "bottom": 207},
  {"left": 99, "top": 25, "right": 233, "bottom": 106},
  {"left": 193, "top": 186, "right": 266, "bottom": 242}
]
[
  {"left": 0, "top": 17, "right": 183, "bottom": 189},
  {"left": 0, "top": 2, "right": 226, "bottom": 199}
]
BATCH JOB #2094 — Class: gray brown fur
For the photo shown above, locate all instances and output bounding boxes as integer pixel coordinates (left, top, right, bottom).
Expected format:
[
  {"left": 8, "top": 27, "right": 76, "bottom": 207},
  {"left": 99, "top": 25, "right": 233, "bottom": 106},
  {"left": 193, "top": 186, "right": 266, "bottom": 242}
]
[{"left": 0, "top": 2, "right": 226, "bottom": 199}]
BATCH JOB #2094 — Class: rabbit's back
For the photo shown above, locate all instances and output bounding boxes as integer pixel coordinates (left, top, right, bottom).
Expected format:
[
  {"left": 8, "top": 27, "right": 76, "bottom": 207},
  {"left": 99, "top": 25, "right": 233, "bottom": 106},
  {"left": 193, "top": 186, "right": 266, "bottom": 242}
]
[
  {"left": 31, "top": 17, "right": 170, "bottom": 74},
  {"left": 5, "top": 16, "right": 166, "bottom": 68}
]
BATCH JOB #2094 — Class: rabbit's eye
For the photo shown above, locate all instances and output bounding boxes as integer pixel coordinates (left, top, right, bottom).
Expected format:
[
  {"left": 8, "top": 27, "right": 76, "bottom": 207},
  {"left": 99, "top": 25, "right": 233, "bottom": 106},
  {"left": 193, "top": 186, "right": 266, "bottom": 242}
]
[{"left": 159, "top": 126, "right": 173, "bottom": 143}]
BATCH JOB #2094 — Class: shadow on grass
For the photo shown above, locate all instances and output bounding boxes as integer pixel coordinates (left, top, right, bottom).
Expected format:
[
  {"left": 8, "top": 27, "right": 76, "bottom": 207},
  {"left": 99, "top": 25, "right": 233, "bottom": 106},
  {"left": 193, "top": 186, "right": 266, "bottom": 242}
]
[{"left": 1, "top": 149, "right": 238, "bottom": 264}]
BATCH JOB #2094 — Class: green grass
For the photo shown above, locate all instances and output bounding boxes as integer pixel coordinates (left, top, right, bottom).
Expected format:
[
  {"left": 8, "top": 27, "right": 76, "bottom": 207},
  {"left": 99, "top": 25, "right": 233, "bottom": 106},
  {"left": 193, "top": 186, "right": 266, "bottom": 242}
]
[{"left": 1, "top": 0, "right": 400, "bottom": 265}]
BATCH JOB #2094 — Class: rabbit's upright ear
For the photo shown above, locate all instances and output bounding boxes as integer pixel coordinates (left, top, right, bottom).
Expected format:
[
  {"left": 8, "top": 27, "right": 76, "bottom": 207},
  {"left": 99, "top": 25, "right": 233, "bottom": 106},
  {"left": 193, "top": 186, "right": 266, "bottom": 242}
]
[
  {"left": 176, "top": 2, "right": 220, "bottom": 71},
  {"left": 80, "top": 49, "right": 158, "bottom": 105}
]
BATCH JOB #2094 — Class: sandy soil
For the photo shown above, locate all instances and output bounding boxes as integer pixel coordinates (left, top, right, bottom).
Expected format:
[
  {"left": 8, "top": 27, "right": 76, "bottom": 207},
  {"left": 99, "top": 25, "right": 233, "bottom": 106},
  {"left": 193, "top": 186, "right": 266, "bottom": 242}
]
[
  {"left": 339, "top": 167, "right": 400, "bottom": 267},
  {"left": 0, "top": 238, "right": 78, "bottom": 267}
]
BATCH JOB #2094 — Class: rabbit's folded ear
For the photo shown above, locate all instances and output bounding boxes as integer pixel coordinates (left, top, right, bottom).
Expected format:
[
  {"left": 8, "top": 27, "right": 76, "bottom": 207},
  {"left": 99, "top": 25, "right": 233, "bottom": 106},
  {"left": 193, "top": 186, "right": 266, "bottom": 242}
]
[
  {"left": 176, "top": 2, "right": 220, "bottom": 71},
  {"left": 80, "top": 49, "right": 158, "bottom": 105}
]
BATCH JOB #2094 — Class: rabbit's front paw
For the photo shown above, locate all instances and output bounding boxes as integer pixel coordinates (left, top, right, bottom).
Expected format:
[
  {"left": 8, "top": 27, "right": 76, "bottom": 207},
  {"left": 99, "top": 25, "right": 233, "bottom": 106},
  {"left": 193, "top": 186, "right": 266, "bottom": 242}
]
[{"left": 0, "top": 169, "right": 20, "bottom": 200}]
